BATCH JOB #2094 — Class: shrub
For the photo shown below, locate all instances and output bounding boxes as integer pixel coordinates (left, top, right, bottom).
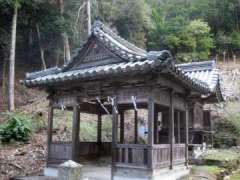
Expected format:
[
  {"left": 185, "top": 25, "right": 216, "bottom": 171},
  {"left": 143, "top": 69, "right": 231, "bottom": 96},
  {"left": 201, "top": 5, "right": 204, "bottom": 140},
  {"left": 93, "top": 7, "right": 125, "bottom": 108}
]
[
  {"left": 214, "top": 114, "right": 240, "bottom": 148},
  {"left": 0, "top": 112, "right": 32, "bottom": 143}
]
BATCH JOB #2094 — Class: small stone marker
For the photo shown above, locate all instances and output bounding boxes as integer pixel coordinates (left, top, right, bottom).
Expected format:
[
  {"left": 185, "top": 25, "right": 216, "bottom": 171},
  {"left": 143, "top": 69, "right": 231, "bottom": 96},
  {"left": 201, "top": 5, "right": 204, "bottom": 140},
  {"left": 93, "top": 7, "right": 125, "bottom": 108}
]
[{"left": 58, "top": 160, "right": 83, "bottom": 180}]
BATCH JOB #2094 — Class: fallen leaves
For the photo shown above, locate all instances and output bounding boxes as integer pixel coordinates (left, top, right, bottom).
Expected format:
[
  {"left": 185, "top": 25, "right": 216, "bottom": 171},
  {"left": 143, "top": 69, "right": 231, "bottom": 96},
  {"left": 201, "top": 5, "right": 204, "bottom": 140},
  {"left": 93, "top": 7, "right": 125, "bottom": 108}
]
[{"left": 0, "top": 131, "right": 47, "bottom": 180}]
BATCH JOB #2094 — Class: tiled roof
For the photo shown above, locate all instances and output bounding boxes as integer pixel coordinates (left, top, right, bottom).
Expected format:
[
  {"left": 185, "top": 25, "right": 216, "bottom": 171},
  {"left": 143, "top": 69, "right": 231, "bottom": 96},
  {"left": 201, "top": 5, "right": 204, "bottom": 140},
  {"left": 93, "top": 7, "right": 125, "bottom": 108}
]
[
  {"left": 61, "top": 21, "right": 149, "bottom": 71},
  {"left": 21, "top": 21, "right": 224, "bottom": 101},
  {"left": 176, "top": 61, "right": 221, "bottom": 91},
  {"left": 176, "top": 60, "right": 224, "bottom": 101},
  {"left": 23, "top": 58, "right": 210, "bottom": 93}
]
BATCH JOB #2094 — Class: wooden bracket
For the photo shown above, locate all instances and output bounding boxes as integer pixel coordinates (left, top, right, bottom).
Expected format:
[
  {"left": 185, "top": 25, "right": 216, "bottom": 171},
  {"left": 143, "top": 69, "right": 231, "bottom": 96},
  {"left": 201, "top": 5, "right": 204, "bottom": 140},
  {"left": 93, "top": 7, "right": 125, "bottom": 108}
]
[
  {"left": 108, "top": 96, "right": 118, "bottom": 114},
  {"left": 96, "top": 97, "right": 110, "bottom": 115},
  {"left": 131, "top": 96, "right": 138, "bottom": 111}
]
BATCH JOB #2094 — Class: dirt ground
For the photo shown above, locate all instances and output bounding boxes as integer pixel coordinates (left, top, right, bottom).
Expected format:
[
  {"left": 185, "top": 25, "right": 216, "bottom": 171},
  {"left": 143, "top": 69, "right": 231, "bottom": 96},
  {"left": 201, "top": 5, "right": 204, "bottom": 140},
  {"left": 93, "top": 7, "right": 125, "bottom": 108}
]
[{"left": 0, "top": 131, "right": 47, "bottom": 180}]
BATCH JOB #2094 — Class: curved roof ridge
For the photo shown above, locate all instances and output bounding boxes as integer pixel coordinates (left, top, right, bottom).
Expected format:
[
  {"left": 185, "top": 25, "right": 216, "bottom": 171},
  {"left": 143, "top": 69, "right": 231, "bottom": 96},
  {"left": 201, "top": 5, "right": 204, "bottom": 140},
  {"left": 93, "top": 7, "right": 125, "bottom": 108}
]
[
  {"left": 92, "top": 21, "right": 147, "bottom": 61},
  {"left": 93, "top": 21, "right": 147, "bottom": 55}
]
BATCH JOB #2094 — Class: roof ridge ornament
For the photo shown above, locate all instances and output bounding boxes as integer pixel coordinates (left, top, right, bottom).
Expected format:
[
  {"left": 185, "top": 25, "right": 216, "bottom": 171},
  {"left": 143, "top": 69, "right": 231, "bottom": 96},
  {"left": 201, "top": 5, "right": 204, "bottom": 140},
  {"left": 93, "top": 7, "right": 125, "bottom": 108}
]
[
  {"left": 147, "top": 50, "right": 173, "bottom": 61},
  {"left": 92, "top": 20, "right": 104, "bottom": 31}
]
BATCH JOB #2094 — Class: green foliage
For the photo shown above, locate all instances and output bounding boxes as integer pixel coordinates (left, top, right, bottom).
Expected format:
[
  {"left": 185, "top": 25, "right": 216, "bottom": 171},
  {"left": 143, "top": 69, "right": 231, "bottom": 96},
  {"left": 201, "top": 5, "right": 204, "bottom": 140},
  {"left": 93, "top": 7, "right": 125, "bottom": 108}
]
[
  {"left": 192, "top": 149, "right": 240, "bottom": 178},
  {"left": 101, "top": 116, "right": 112, "bottom": 141},
  {"left": 80, "top": 121, "right": 97, "bottom": 142},
  {"left": 97, "top": 0, "right": 151, "bottom": 48},
  {"left": 147, "top": 0, "right": 240, "bottom": 61},
  {"left": 0, "top": 112, "right": 32, "bottom": 143},
  {"left": 179, "top": 19, "right": 214, "bottom": 61},
  {"left": 229, "top": 31, "right": 240, "bottom": 51},
  {"left": 148, "top": 4, "right": 214, "bottom": 62},
  {"left": 2, "top": 0, "right": 240, "bottom": 68},
  {"left": 191, "top": 165, "right": 221, "bottom": 176},
  {"left": 31, "top": 112, "right": 46, "bottom": 132},
  {"left": 214, "top": 114, "right": 240, "bottom": 148},
  {"left": 204, "top": 150, "right": 240, "bottom": 162}
]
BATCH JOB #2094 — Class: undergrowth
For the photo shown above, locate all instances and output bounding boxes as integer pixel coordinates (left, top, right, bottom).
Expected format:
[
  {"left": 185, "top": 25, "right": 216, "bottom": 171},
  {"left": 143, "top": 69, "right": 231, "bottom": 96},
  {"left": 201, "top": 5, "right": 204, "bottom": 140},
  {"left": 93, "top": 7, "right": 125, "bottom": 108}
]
[{"left": 0, "top": 112, "right": 32, "bottom": 143}]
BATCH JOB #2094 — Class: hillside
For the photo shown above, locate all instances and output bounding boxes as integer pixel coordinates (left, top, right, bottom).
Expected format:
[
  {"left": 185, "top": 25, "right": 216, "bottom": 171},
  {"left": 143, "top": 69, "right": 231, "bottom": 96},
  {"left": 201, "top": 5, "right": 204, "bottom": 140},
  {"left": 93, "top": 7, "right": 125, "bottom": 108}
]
[{"left": 210, "top": 62, "right": 240, "bottom": 119}]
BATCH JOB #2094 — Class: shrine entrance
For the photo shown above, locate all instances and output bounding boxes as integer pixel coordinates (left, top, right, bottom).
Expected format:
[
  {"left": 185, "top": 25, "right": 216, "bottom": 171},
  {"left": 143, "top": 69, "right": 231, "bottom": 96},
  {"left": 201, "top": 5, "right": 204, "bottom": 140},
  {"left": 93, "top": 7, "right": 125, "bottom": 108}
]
[{"left": 46, "top": 91, "right": 188, "bottom": 179}]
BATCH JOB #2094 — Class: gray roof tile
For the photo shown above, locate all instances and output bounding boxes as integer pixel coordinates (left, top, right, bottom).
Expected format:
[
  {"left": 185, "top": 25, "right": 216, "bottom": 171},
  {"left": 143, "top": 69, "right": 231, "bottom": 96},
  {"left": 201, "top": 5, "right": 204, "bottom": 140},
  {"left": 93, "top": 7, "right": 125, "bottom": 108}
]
[{"left": 21, "top": 21, "right": 224, "bottom": 102}]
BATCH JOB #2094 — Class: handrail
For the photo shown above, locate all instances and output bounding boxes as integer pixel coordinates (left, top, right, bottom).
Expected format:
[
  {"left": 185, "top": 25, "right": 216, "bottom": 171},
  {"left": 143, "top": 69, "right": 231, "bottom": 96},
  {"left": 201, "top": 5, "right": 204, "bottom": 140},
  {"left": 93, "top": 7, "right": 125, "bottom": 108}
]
[{"left": 116, "top": 144, "right": 149, "bottom": 148}]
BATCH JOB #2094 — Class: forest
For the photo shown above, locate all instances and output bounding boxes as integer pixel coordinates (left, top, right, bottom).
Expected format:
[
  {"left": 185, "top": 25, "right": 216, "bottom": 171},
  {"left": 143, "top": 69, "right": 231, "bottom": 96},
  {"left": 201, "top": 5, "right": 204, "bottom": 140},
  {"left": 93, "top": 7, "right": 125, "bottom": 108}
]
[{"left": 1, "top": 0, "right": 240, "bottom": 68}]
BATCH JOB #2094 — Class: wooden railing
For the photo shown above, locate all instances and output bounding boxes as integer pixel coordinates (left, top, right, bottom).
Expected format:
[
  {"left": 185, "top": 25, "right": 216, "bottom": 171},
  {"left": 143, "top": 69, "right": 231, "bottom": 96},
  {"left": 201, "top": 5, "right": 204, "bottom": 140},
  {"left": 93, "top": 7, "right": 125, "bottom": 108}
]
[
  {"left": 116, "top": 143, "right": 185, "bottom": 169},
  {"left": 48, "top": 142, "right": 72, "bottom": 164},
  {"left": 152, "top": 144, "right": 170, "bottom": 168},
  {"left": 48, "top": 142, "right": 185, "bottom": 168},
  {"left": 173, "top": 144, "right": 185, "bottom": 164},
  {"left": 48, "top": 142, "right": 112, "bottom": 164},
  {"left": 116, "top": 144, "right": 148, "bottom": 168}
]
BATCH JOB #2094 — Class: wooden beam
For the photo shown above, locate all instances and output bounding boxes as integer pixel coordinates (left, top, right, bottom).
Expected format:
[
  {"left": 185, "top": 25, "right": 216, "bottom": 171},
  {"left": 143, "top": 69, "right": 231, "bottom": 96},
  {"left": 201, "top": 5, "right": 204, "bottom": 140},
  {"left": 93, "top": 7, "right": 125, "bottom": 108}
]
[
  {"left": 47, "top": 103, "right": 53, "bottom": 163},
  {"left": 147, "top": 95, "right": 154, "bottom": 170},
  {"left": 120, "top": 111, "right": 125, "bottom": 144},
  {"left": 185, "top": 102, "right": 189, "bottom": 167},
  {"left": 156, "top": 75, "right": 186, "bottom": 94},
  {"left": 134, "top": 110, "right": 138, "bottom": 144},
  {"left": 71, "top": 104, "right": 80, "bottom": 161},
  {"left": 169, "top": 90, "right": 174, "bottom": 169}
]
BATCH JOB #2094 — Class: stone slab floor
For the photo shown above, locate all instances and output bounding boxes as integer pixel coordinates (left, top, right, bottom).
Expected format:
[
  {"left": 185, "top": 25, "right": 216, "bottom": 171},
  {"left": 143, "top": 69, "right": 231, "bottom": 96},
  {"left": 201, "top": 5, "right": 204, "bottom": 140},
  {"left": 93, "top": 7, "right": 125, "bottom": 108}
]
[{"left": 12, "top": 164, "right": 111, "bottom": 180}]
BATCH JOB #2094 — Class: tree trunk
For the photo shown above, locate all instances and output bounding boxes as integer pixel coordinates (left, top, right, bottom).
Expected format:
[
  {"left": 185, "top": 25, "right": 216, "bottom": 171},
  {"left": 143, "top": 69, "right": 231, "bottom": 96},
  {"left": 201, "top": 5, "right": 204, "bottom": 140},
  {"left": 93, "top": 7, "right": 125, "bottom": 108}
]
[
  {"left": 2, "top": 57, "right": 8, "bottom": 110},
  {"left": 8, "top": 2, "right": 18, "bottom": 111},
  {"left": 86, "top": 0, "right": 91, "bottom": 36},
  {"left": 36, "top": 23, "right": 47, "bottom": 70},
  {"left": 59, "top": 0, "right": 71, "bottom": 63},
  {"left": 55, "top": 50, "right": 60, "bottom": 67},
  {"left": 63, "top": 33, "right": 71, "bottom": 62}
]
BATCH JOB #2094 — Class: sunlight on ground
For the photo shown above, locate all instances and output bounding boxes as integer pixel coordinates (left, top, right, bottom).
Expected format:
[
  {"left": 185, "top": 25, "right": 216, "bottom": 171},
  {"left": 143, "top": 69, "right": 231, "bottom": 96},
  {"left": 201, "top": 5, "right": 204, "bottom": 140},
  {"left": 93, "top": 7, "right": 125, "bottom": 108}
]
[
  {"left": 230, "top": 170, "right": 240, "bottom": 180},
  {"left": 204, "top": 149, "right": 240, "bottom": 161}
]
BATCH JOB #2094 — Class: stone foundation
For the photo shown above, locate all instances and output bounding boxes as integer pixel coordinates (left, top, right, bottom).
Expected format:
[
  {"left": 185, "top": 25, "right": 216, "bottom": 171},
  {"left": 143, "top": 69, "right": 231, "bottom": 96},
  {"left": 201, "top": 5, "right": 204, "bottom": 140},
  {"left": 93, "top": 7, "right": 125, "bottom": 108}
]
[{"left": 113, "top": 165, "right": 190, "bottom": 180}]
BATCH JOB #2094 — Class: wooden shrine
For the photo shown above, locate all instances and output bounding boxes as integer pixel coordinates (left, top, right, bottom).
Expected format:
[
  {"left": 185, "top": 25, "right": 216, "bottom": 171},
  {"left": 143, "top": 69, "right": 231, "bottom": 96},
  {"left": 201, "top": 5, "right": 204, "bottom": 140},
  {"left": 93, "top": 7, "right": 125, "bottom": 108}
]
[{"left": 22, "top": 21, "right": 224, "bottom": 179}]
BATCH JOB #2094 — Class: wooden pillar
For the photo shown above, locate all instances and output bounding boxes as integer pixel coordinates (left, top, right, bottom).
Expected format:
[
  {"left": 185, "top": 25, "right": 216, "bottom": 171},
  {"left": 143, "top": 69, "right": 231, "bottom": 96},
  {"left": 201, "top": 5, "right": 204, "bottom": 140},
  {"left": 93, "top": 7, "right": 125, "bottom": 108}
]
[
  {"left": 147, "top": 96, "right": 154, "bottom": 170},
  {"left": 47, "top": 103, "right": 53, "bottom": 163},
  {"left": 169, "top": 90, "right": 174, "bottom": 169},
  {"left": 120, "top": 111, "right": 124, "bottom": 144},
  {"left": 177, "top": 111, "right": 181, "bottom": 144},
  {"left": 211, "top": 133, "right": 214, "bottom": 149},
  {"left": 71, "top": 104, "right": 80, "bottom": 161},
  {"left": 185, "top": 102, "right": 189, "bottom": 167},
  {"left": 134, "top": 110, "right": 138, "bottom": 144},
  {"left": 210, "top": 110, "right": 214, "bottom": 149},
  {"left": 97, "top": 111, "right": 102, "bottom": 144},
  {"left": 112, "top": 98, "right": 118, "bottom": 178},
  {"left": 154, "top": 106, "right": 158, "bottom": 144}
]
